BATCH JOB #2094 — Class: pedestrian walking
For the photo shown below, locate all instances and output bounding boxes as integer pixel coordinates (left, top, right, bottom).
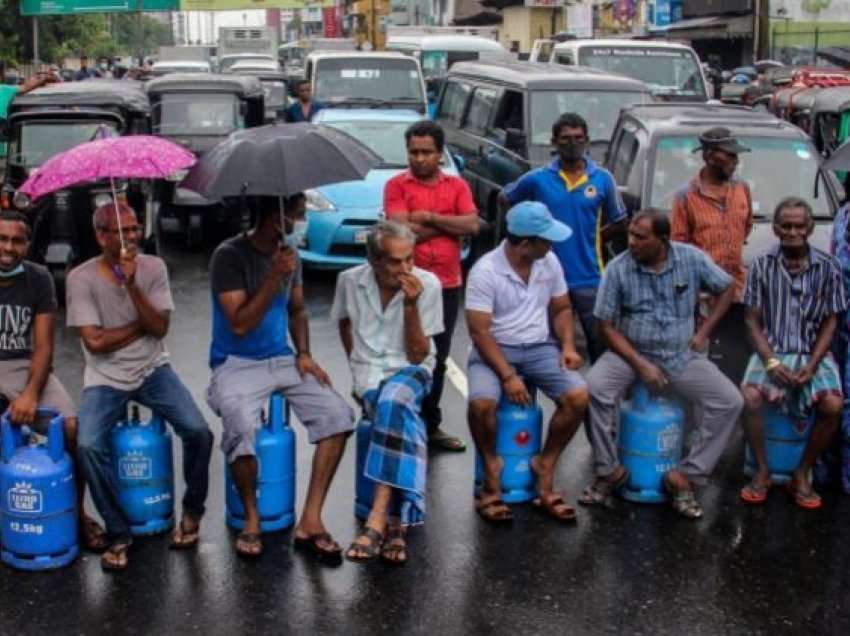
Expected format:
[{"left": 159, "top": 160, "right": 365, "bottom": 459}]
[
  {"left": 67, "top": 203, "right": 214, "bottom": 571},
  {"left": 466, "top": 202, "right": 588, "bottom": 524},
  {"left": 671, "top": 126, "right": 753, "bottom": 383},
  {"left": 73, "top": 55, "right": 99, "bottom": 81},
  {"left": 740, "top": 197, "right": 847, "bottom": 509},
  {"left": 332, "top": 221, "right": 444, "bottom": 565},
  {"left": 581, "top": 209, "right": 742, "bottom": 519},
  {"left": 283, "top": 80, "right": 324, "bottom": 122},
  {"left": 500, "top": 113, "right": 626, "bottom": 363},
  {"left": 0, "top": 211, "right": 107, "bottom": 553},
  {"left": 206, "top": 195, "right": 354, "bottom": 561},
  {"left": 384, "top": 120, "right": 480, "bottom": 452}
]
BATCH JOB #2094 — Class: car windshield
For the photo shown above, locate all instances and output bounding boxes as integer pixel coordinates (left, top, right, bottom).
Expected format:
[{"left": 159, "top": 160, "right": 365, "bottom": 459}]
[
  {"left": 650, "top": 136, "right": 833, "bottom": 219},
  {"left": 9, "top": 120, "right": 118, "bottom": 168},
  {"left": 220, "top": 56, "right": 273, "bottom": 72},
  {"left": 578, "top": 46, "right": 707, "bottom": 99},
  {"left": 314, "top": 58, "right": 424, "bottom": 105},
  {"left": 321, "top": 119, "right": 451, "bottom": 168},
  {"left": 153, "top": 93, "right": 242, "bottom": 135},
  {"left": 530, "top": 90, "right": 650, "bottom": 145}
]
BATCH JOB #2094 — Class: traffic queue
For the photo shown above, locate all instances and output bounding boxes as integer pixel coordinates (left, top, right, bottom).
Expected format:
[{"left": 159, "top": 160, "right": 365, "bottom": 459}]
[{"left": 1, "top": 39, "right": 850, "bottom": 574}]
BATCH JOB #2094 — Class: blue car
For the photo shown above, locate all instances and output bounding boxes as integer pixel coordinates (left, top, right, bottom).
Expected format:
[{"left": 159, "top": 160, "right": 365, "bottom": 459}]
[{"left": 302, "top": 109, "right": 463, "bottom": 270}]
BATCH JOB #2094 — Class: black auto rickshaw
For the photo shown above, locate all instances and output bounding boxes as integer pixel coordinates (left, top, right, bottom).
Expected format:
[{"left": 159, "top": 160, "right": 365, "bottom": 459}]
[
  {"left": 145, "top": 73, "right": 265, "bottom": 246},
  {"left": 811, "top": 86, "right": 850, "bottom": 158},
  {"left": 0, "top": 80, "right": 156, "bottom": 293},
  {"left": 229, "top": 68, "right": 289, "bottom": 122}
]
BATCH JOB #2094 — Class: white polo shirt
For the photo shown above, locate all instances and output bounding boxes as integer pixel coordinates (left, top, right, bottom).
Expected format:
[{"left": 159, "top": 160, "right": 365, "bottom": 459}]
[
  {"left": 465, "top": 241, "right": 568, "bottom": 346},
  {"left": 331, "top": 264, "right": 444, "bottom": 397}
]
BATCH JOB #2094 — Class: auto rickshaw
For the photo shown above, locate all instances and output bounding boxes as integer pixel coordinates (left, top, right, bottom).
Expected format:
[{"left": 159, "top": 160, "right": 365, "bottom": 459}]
[
  {"left": 145, "top": 73, "right": 265, "bottom": 246},
  {"left": 228, "top": 68, "right": 289, "bottom": 122},
  {"left": 0, "top": 80, "right": 156, "bottom": 293},
  {"left": 811, "top": 86, "right": 850, "bottom": 158},
  {"left": 771, "top": 85, "right": 821, "bottom": 133}
]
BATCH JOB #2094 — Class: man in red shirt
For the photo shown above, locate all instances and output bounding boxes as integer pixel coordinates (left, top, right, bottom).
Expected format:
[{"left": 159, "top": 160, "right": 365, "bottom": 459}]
[{"left": 384, "top": 120, "right": 480, "bottom": 451}]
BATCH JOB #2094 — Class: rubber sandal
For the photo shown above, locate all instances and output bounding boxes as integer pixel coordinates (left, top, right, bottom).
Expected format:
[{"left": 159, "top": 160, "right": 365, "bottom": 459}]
[
  {"left": 428, "top": 429, "right": 467, "bottom": 452},
  {"left": 476, "top": 498, "right": 513, "bottom": 524},
  {"left": 345, "top": 527, "right": 383, "bottom": 563},
  {"left": 578, "top": 468, "right": 630, "bottom": 506},
  {"left": 294, "top": 532, "right": 343, "bottom": 563},
  {"left": 740, "top": 478, "right": 771, "bottom": 505},
  {"left": 82, "top": 517, "right": 109, "bottom": 553},
  {"left": 785, "top": 482, "right": 823, "bottom": 510},
  {"left": 664, "top": 475, "right": 703, "bottom": 519},
  {"left": 380, "top": 527, "right": 408, "bottom": 566},
  {"left": 532, "top": 495, "right": 578, "bottom": 523},
  {"left": 101, "top": 540, "right": 132, "bottom": 572},
  {"left": 235, "top": 532, "right": 263, "bottom": 559},
  {"left": 170, "top": 517, "right": 201, "bottom": 550}
]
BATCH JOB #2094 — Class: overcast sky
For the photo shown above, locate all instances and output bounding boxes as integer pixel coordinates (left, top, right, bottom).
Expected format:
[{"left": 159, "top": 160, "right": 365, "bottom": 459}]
[{"left": 184, "top": 10, "right": 266, "bottom": 44}]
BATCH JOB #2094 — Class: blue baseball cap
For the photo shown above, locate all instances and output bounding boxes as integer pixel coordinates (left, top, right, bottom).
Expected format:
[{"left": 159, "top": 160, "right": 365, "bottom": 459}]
[{"left": 506, "top": 201, "right": 572, "bottom": 243}]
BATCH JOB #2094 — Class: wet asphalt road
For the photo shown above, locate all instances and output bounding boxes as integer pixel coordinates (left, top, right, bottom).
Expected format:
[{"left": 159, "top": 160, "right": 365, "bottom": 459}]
[{"left": 2, "top": 239, "right": 850, "bottom": 636}]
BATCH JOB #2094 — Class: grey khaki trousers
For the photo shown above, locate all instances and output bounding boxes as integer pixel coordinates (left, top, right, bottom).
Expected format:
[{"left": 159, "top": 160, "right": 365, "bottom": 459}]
[{"left": 586, "top": 351, "right": 744, "bottom": 484}]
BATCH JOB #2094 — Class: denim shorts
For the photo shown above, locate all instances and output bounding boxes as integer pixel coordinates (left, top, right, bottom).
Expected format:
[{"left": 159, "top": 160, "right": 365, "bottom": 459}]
[{"left": 467, "top": 342, "right": 587, "bottom": 403}]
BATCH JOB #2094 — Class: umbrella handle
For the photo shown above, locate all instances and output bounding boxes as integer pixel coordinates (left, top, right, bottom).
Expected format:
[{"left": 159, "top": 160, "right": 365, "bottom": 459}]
[{"left": 110, "top": 177, "right": 126, "bottom": 253}]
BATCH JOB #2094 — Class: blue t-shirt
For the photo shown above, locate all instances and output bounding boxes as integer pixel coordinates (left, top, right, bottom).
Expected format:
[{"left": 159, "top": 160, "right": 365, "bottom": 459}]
[
  {"left": 208, "top": 235, "right": 301, "bottom": 368},
  {"left": 284, "top": 100, "right": 324, "bottom": 123},
  {"left": 504, "top": 156, "right": 625, "bottom": 290}
]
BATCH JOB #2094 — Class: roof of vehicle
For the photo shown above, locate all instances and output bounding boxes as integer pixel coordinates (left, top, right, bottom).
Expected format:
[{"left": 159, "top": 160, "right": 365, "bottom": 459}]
[
  {"left": 308, "top": 51, "right": 412, "bottom": 62},
  {"left": 145, "top": 73, "right": 264, "bottom": 98},
  {"left": 228, "top": 60, "right": 280, "bottom": 72},
  {"left": 11, "top": 79, "right": 150, "bottom": 113},
  {"left": 313, "top": 108, "right": 426, "bottom": 123},
  {"left": 219, "top": 53, "right": 276, "bottom": 61},
  {"left": 773, "top": 85, "right": 822, "bottom": 109},
  {"left": 448, "top": 59, "right": 651, "bottom": 91},
  {"left": 553, "top": 38, "right": 697, "bottom": 52},
  {"left": 812, "top": 86, "right": 850, "bottom": 115},
  {"left": 619, "top": 103, "right": 810, "bottom": 139},
  {"left": 386, "top": 35, "right": 505, "bottom": 52},
  {"left": 229, "top": 68, "right": 287, "bottom": 81},
  {"left": 152, "top": 60, "right": 210, "bottom": 70}
]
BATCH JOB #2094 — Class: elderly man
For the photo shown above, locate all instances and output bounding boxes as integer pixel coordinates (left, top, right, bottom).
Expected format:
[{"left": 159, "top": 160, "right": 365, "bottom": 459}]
[
  {"left": 332, "top": 221, "right": 443, "bottom": 565},
  {"left": 0, "top": 210, "right": 107, "bottom": 552},
  {"left": 672, "top": 127, "right": 754, "bottom": 382},
  {"left": 740, "top": 197, "right": 847, "bottom": 509},
  {"left": 67, "top": 203, "right": 214, "bottom": 570},
  {"left": 466, "top": 201, "right": 588, "bottom": 524},
  {"left": 582, "top": 209, "right": 743, "bottom": 519},
  {"left": 207, "top": 195, "right": 354, "bottom": 561}
]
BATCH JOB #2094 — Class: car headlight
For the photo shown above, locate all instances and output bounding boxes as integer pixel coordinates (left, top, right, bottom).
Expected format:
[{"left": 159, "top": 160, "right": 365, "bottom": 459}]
[
  {"left": 12, "top": 192, "right": 31, "bottom": 211},
  {"left": 305, "top": 188, "right": 337, "bottom": 212}
]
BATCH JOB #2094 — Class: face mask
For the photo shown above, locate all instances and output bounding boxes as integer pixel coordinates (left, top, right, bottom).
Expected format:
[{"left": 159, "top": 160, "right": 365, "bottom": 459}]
[
  {"left": 561, "top": 141, "right": 585, "bottom": 162},
  {"left": 286, "top": 220, "right": 308, "bottom": 248},
  {"left": 0, "top": 264, "right": 24, "bottom": 278}
]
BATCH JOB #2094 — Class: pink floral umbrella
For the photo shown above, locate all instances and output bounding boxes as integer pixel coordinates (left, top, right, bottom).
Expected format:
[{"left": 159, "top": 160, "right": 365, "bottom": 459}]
[{"left": 18, "top": 135, "right": 196, "bottom": 250}]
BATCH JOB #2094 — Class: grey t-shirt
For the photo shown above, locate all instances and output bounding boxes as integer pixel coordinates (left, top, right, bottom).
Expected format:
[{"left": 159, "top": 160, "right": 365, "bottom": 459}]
[
  {"left": 0, "top": 262, "right": 56, "bottom": 360},
  {"left": 66, "top": 255, "right": 175, "bottom": 390}
]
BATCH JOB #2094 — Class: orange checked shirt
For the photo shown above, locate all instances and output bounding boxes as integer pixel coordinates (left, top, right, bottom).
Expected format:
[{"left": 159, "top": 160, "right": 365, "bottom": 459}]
[{"left": 671, "top": 172, "right": 753, "bottom": 301}]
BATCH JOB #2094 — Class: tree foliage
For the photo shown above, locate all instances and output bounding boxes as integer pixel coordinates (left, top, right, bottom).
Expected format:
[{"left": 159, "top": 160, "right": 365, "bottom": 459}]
[{"left": 0, "top": 0, "right": 173, "bottom": 67}]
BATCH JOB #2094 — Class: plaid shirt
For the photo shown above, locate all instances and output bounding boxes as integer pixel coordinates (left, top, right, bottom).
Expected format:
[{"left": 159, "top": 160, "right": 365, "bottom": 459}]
[
  {"left": 743, "top": 245, "right": 847, "bottom": 354},
  {"left": 594, "top": 242, "right": 733, "bottom": 374}
]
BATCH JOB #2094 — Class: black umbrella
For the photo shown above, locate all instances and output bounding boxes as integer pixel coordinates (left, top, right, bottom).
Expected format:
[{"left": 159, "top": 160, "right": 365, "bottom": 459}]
[
  {"left": 824, "top": 139, "right": 850, "bottom": 172},
  {"left": 180, "top": 122, "right": 382, "bottom": 199}
]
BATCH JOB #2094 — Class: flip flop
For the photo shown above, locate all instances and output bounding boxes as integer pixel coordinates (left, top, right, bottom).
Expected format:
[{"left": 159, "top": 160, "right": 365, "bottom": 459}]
[
  {"left": 428, "top": 429, "right": 467, "bottom": 452},
  {"left": 345, "top": 527, "right": 383, "bottom": 563},
  {"left": 294, "top": 532, "right": 343, "bottom": 563},
  {"left": 380, "top": 527, "right": 408, "bottom": 566},
  {"left": 170, "top": 518, "right": 201, "bottom": 550},
  {"left": 785, "top": 482, "right": 822, "bottom": 510},
  {"left": 578, "top": 468, "right": 630, "bottom": 506},
  {"left": 476, "top": 498, "right": 513, "bottom": 524},
  {"left": 740, "top": 478, "right": 771, "bottom": 505},
  {"left": 81, "top": 517, "right": 109, "bottom": 553},
  {"left": 664, "top": 474, "right": 703, "bottom": 520},
  {"left": 235, "top": 532, "right": 263, "bottom": 559},
  {"left": 532, "top": 494, "right": 578, "bottom": 523},
  {"left": 101, "top": 540, "right": 132, "bottom": 572}
]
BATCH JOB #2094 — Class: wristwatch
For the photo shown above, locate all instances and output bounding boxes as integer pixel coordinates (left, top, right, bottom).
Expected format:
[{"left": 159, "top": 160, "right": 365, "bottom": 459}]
[{"left": 765, "top": 357, "right": 781, "bottom": 372}]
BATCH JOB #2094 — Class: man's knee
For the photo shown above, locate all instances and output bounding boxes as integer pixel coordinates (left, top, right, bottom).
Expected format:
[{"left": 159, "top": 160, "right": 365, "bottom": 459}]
[
  {"left": 742, "top": 386, "right": 763, "bottom": 412},
  {"left": 817, "top": 393, "right": 843, "bottom": 419},
  {"left": 468, "top": 399, "right": 497, "bottom": 424},
  {"left": 558, "top": 386, "right": 589, "bottom": 413}
]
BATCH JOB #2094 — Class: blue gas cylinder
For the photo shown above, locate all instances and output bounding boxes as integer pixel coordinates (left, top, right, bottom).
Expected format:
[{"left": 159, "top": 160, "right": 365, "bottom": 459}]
[
  {"left": 473, "top": 395, "right": 543, "bottom": 504},
  {"left": 618, "top": 383, "right": 685, "bottom": 503},
  {"left": 225, "top": 394, "right": 295, "bottom": 532},
  {"left": 110, "top": 405, "right": 175, "bottom": 536},
  {"left": 1, "top": 409, "right": 79, "bottom": 570},
  {"left": 354, "top": 417, "right": 374, "bottom": 520},
  {"left": 744, "top": 404, "right": 813, "bottom": 484}
]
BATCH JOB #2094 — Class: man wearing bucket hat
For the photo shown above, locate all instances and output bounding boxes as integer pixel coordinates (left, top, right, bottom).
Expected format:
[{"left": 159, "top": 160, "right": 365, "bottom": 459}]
[
  {"left": 466, "top": 201, "right": 589, "bottom": 524},
  {"left": 671, "top": 126, "right": 754, "bottom": 384}
]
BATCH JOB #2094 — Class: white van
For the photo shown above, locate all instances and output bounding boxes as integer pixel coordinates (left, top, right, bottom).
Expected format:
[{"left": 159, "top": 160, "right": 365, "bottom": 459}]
[
  {"left": 307, "top": 52, "right": 428, "bottom": 115},
  {"left": 386, "top": 35, "right": 508, "bottom": 81},
  {"left": 530, "top": 38, "right": 708, "bottom": 102}
]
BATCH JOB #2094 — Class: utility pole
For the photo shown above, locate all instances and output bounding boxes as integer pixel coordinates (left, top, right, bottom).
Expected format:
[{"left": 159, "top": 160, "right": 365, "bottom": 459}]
[
  {"left": 137, "top": 0, "right": 145, "bottom": 66},
  {"left": 32, "top": 17, "right": 39, "bottom": 66}
]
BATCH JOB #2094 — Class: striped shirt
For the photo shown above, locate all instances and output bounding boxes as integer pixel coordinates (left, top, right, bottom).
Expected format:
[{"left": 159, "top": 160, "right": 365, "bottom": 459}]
[
  {"left": 743, "top": 245, "right": 847, "bottom": 354},
  {"left": 671, "top": 172, "right": 753, "bottom": 301},
  {"left": 594, "top": 242, "right": 733, "bottom": 374}
]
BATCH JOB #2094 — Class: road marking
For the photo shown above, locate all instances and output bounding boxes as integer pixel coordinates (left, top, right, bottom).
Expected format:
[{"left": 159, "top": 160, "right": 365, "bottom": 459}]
[{"left": 445, "top": 356, "right": 468, "bottom": 399}]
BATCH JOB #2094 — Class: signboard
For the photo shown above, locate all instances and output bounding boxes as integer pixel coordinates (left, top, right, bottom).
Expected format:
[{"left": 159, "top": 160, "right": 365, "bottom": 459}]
[
  {"left": 21, "top": 0, "right": 176, "bottom": 15},
  {"left": 524, "top": 0, "right": 560, "bottom": 7},
  {"left": 566, "top": 2, "right": 593, "bottom": 37},
  {"left": 301, "top": 6, "right": 321, "bottom": 22},
  {"left": 179, "top": 0, "right": 334, "bottom": 9}
]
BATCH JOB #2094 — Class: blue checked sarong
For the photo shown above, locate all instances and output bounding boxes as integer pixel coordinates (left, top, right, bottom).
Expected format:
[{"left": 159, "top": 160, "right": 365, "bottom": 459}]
[
  {"left": 742, "top": 353, "right": 842, "bottom": 421},
  {"left": 361, "top": 366, "right": 432, "bottom": 527}
]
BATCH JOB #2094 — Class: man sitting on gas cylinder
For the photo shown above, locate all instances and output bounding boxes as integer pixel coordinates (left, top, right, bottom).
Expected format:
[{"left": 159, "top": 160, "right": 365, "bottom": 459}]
[
  {"left": 466, "top": 201, "right": 589, "bottom": 524},
  {"left": 740, "top": 197, "right": 847, "bottom": 509},
  {"left": 0, "top": 210, "right": 108, "bottom": 553},
  {"left": 207, "top": 194, "right": 354, "bottom": 561},
  {"left": 67, "top": 203, "right": 214, "bottom": 571},
  {"left": 581, "top": 209, "right": 743, "bottom": 519}
]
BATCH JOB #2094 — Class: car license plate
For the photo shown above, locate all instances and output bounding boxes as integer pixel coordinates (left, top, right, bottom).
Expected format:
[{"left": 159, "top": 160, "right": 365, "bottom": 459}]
[{"left": 354, "top": 230, "right": 368, "bottom": 244}]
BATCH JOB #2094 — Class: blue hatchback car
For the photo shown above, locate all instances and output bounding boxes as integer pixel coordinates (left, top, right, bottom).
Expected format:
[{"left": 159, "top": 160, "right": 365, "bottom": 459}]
[{"left": 302, "top": 109, "right": 462, "bottom": 269}]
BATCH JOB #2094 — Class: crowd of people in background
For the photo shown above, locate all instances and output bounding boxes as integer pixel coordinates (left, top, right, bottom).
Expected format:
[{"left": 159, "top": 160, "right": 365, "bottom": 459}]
[{"left": 2, "top": 109, "right": 850, "bottom": 572}]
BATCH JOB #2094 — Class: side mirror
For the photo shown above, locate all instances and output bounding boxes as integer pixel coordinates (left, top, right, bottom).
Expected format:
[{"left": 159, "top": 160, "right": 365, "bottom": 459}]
[
  {"left": 452, "top": 153, "right": 465, "bottom": 172},
  {"left": 505, "top": 128, "right": 526, "bottom": 154}
]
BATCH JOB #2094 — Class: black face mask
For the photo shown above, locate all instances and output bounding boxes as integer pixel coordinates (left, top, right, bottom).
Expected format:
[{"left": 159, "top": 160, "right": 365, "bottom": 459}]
[{"left": 560, "top": 141, "right": 585, "bottom": 162}]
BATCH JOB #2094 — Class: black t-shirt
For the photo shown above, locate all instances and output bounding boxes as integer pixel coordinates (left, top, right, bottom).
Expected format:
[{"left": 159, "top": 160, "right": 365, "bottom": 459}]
[{"left": 0, "top": 261, "right": 57, "bottom": 360}]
